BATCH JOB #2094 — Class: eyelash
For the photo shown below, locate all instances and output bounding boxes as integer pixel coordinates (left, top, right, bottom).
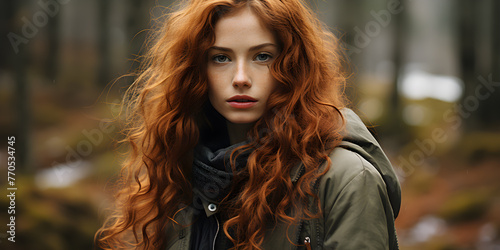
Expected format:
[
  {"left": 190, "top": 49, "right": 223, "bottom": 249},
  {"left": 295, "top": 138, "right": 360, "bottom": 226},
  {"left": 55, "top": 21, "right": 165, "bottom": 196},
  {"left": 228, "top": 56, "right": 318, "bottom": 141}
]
[
  {"left": 212, "top": 55, "right": 230, "bottom": 63},
  {"left": 210, "top": 53, "right": 274, "bottom": 64},
  {"left": 254, "top": 53, "right": 273, "bottom": 62}
]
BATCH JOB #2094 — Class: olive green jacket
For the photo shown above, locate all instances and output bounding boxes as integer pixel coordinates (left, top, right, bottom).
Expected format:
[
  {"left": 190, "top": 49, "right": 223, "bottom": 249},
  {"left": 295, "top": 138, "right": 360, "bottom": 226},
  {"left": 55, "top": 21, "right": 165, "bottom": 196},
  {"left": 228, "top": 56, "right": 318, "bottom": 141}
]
[{"left": 165, "top": 109, "right": 401, "bottom": 249}]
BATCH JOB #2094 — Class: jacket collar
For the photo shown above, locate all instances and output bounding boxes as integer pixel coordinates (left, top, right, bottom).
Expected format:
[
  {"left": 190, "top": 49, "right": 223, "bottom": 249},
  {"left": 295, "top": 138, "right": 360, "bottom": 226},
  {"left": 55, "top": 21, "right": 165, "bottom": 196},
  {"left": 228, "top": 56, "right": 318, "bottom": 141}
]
[{"left": 193, "top": 161, "right": 305, "bottom": 218}]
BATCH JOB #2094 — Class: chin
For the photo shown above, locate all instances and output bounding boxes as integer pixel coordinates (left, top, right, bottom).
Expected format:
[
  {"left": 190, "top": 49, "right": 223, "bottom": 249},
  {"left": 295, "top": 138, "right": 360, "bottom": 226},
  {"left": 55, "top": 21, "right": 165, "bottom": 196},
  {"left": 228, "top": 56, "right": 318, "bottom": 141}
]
[
  {"left": 228, "top": 119, "right": 257, "bottom": 124},
  {"left": 226, "top": 115, "right": 260, "bottom": 124}
]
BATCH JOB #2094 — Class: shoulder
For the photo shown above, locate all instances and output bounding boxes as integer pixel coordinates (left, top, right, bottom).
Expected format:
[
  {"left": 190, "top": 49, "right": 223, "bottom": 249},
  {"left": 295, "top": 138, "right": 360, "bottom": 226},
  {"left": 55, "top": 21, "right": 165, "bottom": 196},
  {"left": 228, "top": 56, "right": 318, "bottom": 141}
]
[
  {"left": 322, "top": 146, "right": 385, "bottom": 188},
  {"left": 316, "top": 147, "right": 396, "bottom": 249},
  {"left": 317, "top": 146, "right": 388, "bottom": 209}
]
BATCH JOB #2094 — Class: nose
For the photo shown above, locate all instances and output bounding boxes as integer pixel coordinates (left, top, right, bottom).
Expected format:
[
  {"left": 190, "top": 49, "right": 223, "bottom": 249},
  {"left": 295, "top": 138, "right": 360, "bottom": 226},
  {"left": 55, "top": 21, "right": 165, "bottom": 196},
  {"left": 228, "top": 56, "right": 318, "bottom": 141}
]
[{"left": 232, "top": 60, "right": 251, "bottom": 88}]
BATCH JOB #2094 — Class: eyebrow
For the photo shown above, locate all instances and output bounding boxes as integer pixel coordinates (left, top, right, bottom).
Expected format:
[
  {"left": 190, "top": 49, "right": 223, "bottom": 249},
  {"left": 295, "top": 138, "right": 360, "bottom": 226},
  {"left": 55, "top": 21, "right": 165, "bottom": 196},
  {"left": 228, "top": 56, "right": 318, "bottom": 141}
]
[{"left": 209, "top": 43, "right": 278, "bottom": 52}]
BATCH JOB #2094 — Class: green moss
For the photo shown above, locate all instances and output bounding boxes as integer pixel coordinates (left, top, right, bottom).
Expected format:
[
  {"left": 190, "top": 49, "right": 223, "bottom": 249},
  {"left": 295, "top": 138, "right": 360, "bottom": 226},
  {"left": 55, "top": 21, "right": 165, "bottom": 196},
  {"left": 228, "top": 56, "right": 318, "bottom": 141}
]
[
  {"left": 405, "top": 169, "right": 436, "bottom": 195},
  {"left": 33, "top": 103, "right": 66, "bottom": 127},
  {"left": 437, "top": 188, "right": 491, "bottom": 223},
  {"left": 0, "top": 176, "right": 100, "bottom": 250}
]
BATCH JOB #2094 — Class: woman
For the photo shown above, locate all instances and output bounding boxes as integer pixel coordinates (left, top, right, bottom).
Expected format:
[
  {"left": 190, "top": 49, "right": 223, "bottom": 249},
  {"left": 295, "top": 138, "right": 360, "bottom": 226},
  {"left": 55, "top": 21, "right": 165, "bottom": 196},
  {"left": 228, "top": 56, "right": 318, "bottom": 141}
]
[{"left": 96, "top": 0, "right": 401, "bottom": 249}]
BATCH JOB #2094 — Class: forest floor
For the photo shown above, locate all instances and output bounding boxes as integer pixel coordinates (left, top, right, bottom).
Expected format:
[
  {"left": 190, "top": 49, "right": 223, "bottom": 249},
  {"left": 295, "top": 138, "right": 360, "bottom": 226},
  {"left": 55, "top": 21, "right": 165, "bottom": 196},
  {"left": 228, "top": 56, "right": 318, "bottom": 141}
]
[{"left": 395, "top": 153, "right": 500, "bottom": 250}]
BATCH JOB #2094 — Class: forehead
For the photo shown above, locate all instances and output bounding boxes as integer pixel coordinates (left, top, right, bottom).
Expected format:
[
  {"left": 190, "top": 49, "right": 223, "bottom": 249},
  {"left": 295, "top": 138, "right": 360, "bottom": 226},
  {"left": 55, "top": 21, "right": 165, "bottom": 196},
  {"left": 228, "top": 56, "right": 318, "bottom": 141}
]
[{"left": 213, "top": 7, "right": 276, "bottom": 46}]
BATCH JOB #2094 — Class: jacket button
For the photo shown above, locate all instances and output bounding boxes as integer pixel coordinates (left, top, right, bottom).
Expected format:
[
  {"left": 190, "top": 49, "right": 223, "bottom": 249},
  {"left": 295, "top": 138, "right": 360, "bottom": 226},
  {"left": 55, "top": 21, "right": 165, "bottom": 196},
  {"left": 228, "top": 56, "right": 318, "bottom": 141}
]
[{"left": 208, "top": 203, "right": 217, "bottom": 212}]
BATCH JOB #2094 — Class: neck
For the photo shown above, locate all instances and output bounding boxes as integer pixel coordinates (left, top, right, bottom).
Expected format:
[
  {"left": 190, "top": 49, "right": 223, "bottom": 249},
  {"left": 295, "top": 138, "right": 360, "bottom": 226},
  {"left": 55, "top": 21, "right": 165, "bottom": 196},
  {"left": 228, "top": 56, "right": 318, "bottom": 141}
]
[{"left": 226, "top": 121, "right": 255, "bottom": 145}]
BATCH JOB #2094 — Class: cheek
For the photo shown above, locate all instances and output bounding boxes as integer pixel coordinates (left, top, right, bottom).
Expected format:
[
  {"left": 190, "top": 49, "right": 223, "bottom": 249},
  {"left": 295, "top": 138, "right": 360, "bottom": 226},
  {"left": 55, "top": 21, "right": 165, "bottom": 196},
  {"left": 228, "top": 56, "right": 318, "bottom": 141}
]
[
  {"left": 207, "top": 69, "right": 223, "bottom": 89},
  {"left": 206, "top": 71, "right": 217, "bottom": 95},
  {"left": 207, "top": 83, "right": 218, "bottom": 103},
  {"left": 264, "top": 75, "right": 278, "bottom": 97},
  {"left": 207, "top": 79, "right": 224, "bottom": 106}
]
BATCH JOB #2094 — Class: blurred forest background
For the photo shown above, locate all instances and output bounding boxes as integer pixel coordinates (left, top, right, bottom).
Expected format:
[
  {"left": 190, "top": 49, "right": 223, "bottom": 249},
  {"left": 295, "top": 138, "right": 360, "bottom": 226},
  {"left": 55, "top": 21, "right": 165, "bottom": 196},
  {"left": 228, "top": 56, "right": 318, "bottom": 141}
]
[{"left": 1, "top": 0, "right": 499, "bottom": 249}]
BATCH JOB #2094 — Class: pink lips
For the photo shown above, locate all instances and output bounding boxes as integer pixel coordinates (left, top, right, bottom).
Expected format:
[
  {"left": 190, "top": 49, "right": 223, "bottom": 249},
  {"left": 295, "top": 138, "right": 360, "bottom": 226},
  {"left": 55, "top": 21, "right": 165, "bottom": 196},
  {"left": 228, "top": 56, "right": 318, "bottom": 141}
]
[{"left": 227, "top": 95, "right": 257, "bottom": 109}]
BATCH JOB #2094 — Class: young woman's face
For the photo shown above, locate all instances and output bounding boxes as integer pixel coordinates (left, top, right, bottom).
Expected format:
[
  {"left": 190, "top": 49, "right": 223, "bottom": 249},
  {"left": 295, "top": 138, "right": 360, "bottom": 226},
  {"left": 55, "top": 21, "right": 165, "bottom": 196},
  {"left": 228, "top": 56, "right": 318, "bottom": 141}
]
[{"left": 207, "top": 7, "right": 279, "bottom": 124}]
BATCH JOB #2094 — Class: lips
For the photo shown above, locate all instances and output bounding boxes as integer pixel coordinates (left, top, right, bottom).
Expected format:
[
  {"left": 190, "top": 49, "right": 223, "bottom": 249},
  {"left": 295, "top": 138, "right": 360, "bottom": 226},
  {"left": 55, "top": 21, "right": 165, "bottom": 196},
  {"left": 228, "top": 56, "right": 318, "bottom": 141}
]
[
  {"left": 227, "top": 95, "right": 257, "bottom": 109},
  {"left": 227, "top": 95, "right": 257, "bottom": 102}
]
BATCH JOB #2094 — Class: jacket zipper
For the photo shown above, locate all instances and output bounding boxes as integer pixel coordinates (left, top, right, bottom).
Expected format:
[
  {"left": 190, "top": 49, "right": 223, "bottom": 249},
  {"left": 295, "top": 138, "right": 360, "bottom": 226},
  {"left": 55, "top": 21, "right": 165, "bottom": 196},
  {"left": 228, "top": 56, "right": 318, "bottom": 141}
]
[
  {"left": 312, "top": 177, "right": 322, "bottom": 250},
  {"left": 212, "top": 215, "right": 220, "bottom": 250},
  {"left": 312, "top": 159, "right": 327, "bottom": 249},
  {"left": 292, "top": 164, "right": 305, "bottom": 183},
  {"left": 294, "top": 219, "right": 304, "bottom": 250},
  {"left": 295, "top": 159, "right": 326, "bottom": 249},
  {"left": 293, "top": 164, "right": 305, "bottom": 249}
]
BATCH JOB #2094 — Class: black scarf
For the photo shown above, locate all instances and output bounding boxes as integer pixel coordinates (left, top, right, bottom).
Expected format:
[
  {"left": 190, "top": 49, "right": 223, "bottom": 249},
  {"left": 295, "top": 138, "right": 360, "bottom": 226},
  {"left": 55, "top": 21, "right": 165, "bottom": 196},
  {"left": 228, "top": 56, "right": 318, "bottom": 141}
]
[
  {"left": 190, "top": 141, "right": 251, "bottom": 249},
  {"left": 190, "top": 103, "right": 252, "bottom": 249},
  {"left": 192, "top": 140, "right": 251, "bottom": 202}
]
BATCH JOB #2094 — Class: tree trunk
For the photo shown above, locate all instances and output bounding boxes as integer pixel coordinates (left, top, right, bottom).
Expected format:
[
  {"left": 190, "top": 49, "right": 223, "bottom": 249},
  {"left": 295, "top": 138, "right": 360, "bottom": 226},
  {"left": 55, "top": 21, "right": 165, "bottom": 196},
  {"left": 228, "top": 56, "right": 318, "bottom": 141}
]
[
  {"left": 98, "top": 0, "right": 111, "bottom": 87},
  {"left": 12, "top": 1, "right": 33, "bottom": 172},
  {"left": 458, "top": 0, "right": 478, "bottom": 131}
]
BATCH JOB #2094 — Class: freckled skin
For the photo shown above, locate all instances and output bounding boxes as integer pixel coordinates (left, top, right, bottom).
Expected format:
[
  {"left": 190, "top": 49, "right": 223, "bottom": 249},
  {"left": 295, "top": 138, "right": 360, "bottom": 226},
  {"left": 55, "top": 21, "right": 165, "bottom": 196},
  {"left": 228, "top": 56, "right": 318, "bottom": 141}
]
[{"left": 207, "top": 7, "right": 279, "bottom": 124}]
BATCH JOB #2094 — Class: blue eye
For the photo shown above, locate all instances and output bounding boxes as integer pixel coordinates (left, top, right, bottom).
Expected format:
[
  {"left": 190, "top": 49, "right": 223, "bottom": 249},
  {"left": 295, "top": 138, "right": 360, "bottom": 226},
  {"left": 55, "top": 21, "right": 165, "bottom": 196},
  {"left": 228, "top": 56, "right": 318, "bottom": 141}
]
[
  {"left": 255, "top": 53, "right": 272, "bottom": 62},
  {"left": 212, "top": 55, "right": 230, "bottom": 63}
]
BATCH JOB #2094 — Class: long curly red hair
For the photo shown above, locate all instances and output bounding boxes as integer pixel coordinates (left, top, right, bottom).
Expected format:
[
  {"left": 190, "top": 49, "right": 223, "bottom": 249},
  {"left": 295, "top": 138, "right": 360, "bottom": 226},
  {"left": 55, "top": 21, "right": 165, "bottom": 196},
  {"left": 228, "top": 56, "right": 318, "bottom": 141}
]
[{"left": 95, "top": 0, "right": 346, "bottom": 249}]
